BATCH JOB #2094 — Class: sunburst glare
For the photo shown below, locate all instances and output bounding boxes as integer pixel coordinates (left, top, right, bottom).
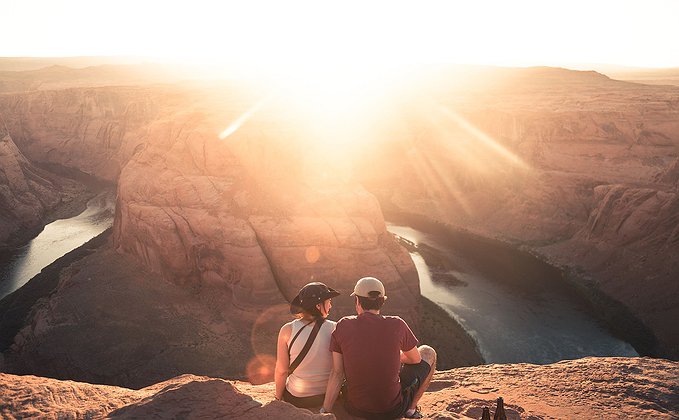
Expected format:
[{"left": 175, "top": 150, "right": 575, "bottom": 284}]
[
  {"left": 219, "top": 96, "right": 272, "bottom": 140},
  {"left": 438, "top": 106, "right": 529, "bottom": 169}
]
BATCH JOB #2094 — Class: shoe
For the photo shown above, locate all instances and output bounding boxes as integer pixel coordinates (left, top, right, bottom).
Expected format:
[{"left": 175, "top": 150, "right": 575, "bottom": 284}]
[{"left": 404, "top": 407, "right": 424, "bottom": 419}]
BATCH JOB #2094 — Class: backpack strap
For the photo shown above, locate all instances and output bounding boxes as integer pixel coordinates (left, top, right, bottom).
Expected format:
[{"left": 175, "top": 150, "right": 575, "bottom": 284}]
[
  {"left": 288, "top": 320, "right": 314, "bottom": 354},
  {"left": 288, "top": 318, "right": 324, "bottom": 375}
]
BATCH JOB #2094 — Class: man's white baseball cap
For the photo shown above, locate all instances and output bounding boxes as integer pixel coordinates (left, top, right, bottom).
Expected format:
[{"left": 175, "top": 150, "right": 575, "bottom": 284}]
[{"left": 350, "top": 277, "right": 387, "bottom": 299}]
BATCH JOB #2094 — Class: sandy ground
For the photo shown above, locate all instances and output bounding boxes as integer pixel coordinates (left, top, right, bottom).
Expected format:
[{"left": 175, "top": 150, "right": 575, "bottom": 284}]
[{"left": 2, "top": 357, "right": 677, "bottom": 419}]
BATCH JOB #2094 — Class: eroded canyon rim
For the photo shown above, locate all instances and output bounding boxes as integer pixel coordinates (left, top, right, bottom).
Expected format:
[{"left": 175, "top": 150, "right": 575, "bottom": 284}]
[
  {"left": 0, "top": 64, "right": 677, "bottom": 389},
  {"left": 2, "top": 357, "right": 678, "bottom": 419}
]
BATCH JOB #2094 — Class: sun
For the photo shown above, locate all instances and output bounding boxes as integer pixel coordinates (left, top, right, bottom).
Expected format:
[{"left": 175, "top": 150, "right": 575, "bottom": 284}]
[
  {"left": 272, "top": 61, "right": 404, "bottom": 141},
  {"left": 218, "top": 56, "right": 412, "bottom": 176}
]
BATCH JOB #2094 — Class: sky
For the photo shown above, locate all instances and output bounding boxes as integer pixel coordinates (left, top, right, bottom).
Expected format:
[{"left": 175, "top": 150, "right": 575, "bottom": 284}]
[{"left": 3, "top": 0, "right": 679, "bottom": 69}]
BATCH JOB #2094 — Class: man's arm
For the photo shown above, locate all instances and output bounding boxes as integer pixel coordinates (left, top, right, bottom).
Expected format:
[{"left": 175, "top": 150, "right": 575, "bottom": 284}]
[
  {"left": 400, "top": 345, "right": 422, "bottom": 365},
  {"left": 274, "top": 324, "right": 291, "bottom": 400},
  {"left": 321, "top": 351, "right": 345, "bottom": 412}
]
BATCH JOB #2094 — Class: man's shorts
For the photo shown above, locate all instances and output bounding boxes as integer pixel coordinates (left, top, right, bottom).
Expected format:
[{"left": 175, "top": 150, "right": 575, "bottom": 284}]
[
  {"left": 344, "top": 359, "right": 432, "bottom": 419},
  {"left": 399, "top": 359, "right": 432, "bottom": 413}
]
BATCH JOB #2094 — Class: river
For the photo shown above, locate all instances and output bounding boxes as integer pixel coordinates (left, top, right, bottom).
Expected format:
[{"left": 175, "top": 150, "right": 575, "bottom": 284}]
[
  {"left": 0, "top": 190, "right": 115, "bottom": 300},
  {"left": 0, "top": 193, "right": 639, "bottom": 364},
  {"left": 387, "top": 221, "right": 638, "bottom": 364}
]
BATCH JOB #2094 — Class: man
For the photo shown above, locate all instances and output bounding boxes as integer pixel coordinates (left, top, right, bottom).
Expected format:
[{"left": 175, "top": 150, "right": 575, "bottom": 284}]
[{"left": 321, "top": 277, "right": 437, "bottom": 419}]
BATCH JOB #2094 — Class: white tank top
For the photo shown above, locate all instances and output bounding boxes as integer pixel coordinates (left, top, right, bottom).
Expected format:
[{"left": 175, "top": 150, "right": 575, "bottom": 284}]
[{"left": 286, "top": 318, "right": 336, "bottom": 397}]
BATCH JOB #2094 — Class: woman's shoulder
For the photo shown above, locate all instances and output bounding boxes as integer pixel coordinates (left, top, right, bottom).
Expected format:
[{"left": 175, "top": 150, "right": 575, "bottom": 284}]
[
  {"left": 283, "top": 319, "right": 298, "bottom": 327},
  {"left": 279, "top": 320, "right": 296, "bottom": 337},
  {"left": 320, "top": 319, "right": 336, "bottom": 336}
]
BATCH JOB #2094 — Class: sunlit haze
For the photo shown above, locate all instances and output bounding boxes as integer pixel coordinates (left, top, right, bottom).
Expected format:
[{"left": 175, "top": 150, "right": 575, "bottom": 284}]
[
  {"left": 3, "top": 0, "right": 679, "bottom": 69},
  {"left": 3, "top": 0, "right": 677, "bottom": 190}
]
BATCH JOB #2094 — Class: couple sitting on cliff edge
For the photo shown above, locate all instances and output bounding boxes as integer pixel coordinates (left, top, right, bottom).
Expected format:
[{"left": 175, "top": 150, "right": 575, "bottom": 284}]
[{"left": 275, "top": 277, "right": 437, "bottom": 419}]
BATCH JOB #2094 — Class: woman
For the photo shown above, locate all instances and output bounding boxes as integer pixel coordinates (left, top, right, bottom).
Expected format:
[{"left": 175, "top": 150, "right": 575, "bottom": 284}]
[{"left": 274, "top": 282, "right": 340, "bottom": 408}]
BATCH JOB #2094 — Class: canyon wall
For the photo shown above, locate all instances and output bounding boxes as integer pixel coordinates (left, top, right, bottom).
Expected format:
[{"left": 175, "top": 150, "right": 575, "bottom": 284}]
[
  {"left": 0, "top": 122, "right": 86, "bottom": 246},
  {"left": 361, "top": 68, "right": 679, "bottom": 358},
  {"left": 112, "top": 95, "right": 420, "bottom": 322},
  {"left": 0, "top": 87, "right": 162, "bottom": 181},
  {"left": 0, "top": 83, "right": 419, "bottom": 385}
]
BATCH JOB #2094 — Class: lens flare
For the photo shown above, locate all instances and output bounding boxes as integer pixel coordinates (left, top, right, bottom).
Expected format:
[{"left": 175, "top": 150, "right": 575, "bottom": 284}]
[
  {"left": 305, "top": 246, "right": 321, "bottom": 264},
  {"left": 219, "top": 96, "right": 272, "bottom": 140},
  {"left": 438, "top": 106, "right": 529, "bottom": 169},
  {"left": 406, "top": 143, "right": 473, "bottom": 215},
  {"left": 245, "top": 354, "right": 276, "bottom": 385},
  {"left": 248, "top": 303, "right": 290, "bottom": 383}
]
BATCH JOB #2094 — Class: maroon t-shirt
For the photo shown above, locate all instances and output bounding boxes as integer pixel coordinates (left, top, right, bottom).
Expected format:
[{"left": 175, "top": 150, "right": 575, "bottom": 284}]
[{"left": 330, "top": 312, "right": 419, "bottom": 414}]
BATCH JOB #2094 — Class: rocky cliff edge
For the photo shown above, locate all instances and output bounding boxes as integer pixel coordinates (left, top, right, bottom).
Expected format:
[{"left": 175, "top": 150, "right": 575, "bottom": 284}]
[{"left": 1, "top": 357, "right": 677, "bottom": 419}]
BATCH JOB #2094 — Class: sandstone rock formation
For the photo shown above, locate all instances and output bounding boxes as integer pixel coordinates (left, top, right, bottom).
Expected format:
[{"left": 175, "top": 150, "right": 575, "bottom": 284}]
[
  {"left": 2, "top": 237, "right": 261, "bottom": 388},
  {"left": 420, "top": 356, "right": 679, "bottom": 419},
  {"left": 0, "top": 87, "right": 162, "bottom": 181},
  {"left": 0, "top": 121, "right": 86, "bottom": 246},
  {"left": 2, "top": 357, "right": 677, "bottom": 419},
  {"left": 112, "top": 92, "right": 420, "bottom": 324},
  {"left": 0, "top": 373, "right": 326, "bottom": 419},
  {"left": 0, "top": 79, "right": 417, "bottom": 324},
  {"left": 1, "top": 81, "right": 420, "bottom": 387},
  {"left": 359, "top": 67, "right": 679, "bottom": 359}
]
